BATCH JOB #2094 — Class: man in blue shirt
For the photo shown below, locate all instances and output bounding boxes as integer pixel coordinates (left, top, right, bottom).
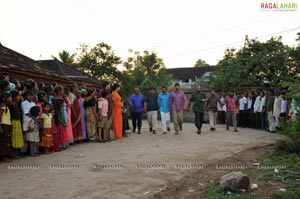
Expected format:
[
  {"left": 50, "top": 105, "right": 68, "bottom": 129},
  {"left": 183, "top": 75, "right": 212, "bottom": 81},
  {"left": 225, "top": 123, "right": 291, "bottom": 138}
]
[
  {"left": 129, "top": 88, "right": 144, "bottom": 134},
  {"left": 157, "top": 86, "right": 171, "bottom": 134}
]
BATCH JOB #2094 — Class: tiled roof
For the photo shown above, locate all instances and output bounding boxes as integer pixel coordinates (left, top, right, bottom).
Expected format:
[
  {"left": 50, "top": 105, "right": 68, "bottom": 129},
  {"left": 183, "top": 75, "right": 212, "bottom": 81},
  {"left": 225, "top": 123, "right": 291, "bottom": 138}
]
[
  {"left": 38, "top": 59, "right": 102, "bottom": 87},
  {"left": 166, "top": 66, "right": 216, "bottom": 81},
  {"left": 0, "top": 44, "right": 101, "bottom": 87},
  {"left": 0, "top": 44, "right": 61, "bottom": 77}
]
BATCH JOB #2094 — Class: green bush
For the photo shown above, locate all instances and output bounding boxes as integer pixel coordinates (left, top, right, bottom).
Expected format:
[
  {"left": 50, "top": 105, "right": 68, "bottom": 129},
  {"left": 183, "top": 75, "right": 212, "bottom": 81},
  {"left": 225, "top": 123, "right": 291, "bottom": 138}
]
[
  {"left": 271, "top": 184, "right": 300, "bottom": 199},
  {"left": 279, "top": 116, "right": 300, "bottom": 153}
]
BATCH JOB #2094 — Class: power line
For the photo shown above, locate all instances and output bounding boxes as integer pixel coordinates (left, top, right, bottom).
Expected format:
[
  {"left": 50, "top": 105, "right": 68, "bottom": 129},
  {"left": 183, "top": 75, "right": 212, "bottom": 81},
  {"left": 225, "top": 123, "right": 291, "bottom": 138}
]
[
  {"left": 154, "top": 13, "right": 288, "bottom": 46},
  {"left": 165, "top": 26, "right": 300, "bottom": 59},
  {"left": 73, "top": 0, "right": 97, "bottom": 15}
]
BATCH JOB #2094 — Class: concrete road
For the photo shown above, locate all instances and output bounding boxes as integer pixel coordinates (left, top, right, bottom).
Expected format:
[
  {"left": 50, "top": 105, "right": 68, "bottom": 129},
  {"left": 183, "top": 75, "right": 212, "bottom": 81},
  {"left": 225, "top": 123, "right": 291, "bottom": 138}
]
[{"left": 0, "top": 121, "right": 283, "bottom": 199}]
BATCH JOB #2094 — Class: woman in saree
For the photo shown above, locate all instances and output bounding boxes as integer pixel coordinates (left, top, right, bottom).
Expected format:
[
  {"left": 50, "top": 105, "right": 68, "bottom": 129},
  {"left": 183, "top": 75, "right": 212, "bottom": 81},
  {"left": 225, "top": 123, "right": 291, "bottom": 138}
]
[{"left": 111, "top": 84, "right": 123, "bottom": 140}]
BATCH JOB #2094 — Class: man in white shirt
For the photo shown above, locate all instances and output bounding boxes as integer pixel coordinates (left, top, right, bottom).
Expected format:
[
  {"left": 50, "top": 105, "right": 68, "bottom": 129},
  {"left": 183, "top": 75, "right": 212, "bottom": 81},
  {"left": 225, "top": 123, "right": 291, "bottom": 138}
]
[
  {"left": 239, "top": 93, "right": 247, "bottom": 128},
  {"left": 280, "top": 94, "right": 288, "bottom": 120},
  {"left": 253, "top": 91, "right": 262, "bottom": 129},
  {"left": 259, "top": 91, "right": 266, "bottom": 130},
  {"left": 246, "top": 93, "right": 253, "bottom": 128},
  {"left": 217, "top": 94, "right": 226, "bottom": 124}
]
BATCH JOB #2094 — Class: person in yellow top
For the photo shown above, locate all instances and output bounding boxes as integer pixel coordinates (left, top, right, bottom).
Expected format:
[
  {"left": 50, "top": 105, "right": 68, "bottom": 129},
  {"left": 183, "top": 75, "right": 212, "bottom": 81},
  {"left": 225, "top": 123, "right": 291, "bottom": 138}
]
[
  {"left": 8, "top": 90, "right": 24, "bottom": 155},
  {"left": 40, "top": 102, "right": 54, "bottom": 154},
  {"left": 0, "top": 92, "right": 14, "bottom": 158}
]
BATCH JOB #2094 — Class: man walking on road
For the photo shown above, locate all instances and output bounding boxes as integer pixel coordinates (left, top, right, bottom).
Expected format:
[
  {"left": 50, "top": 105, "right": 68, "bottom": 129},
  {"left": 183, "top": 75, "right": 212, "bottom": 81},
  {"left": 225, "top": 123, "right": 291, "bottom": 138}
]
[
  {"left": 157, "top": 86, "right": 171, "bottom": 134},
  {"left": 207, "top": 90, "right": 218, "bottom": 131},
  {"left": 170, "top": 83, "right": 188, "bottom": 135},
  {"left": 144, "top": 88, "right": 158, "bottom": 134},
  {"left": 224, "top": 91, "right": 239, "bottom": 132},
  {"left": 129, "top": 88, "right": 144, "bottom": 134},
  {"left": 188, "top": 85, "right": 208, "bottom": 134}
]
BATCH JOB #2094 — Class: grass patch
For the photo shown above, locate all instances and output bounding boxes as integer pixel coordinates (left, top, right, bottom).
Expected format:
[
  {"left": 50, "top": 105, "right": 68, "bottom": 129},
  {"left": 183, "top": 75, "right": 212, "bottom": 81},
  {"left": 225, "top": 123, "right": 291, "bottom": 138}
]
[
  {"left": 230, "top": 167, "right": 261, "bottom": 177},
  {"left": 204, "top": 151, "right": 300, "bottom": 199},
  {"left": 263, "top": 151, "right": 300, "bottom": 171},
  {"left": 263, "top": 151, "right": 300, "bottom": 199},
  {"left": 271, "top": 184, "right": 300, "bottom": 199},
  {"left": 204, "top": 182, "right": 259, "bottom": 199}
]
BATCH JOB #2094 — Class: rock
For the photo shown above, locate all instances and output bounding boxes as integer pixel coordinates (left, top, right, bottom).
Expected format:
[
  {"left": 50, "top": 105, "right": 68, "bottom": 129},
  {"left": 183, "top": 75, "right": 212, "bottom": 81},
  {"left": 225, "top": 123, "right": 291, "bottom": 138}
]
[
  {"left": 220, "top": 172, "right": 250, "bottom": 192},
  {"left": 188, "top": 187, "right": 194, "bottom": 192},
  {"left": 251, "top": 160, "right": 260, "bottom": 166},
  {"left": 250, "top": 184, "right": 258, "bottom": 190},
  {"left": 142, "top": 191, "right": 151, "bottom": 195},
  {"left": 227, "top": 191, "right": 233, "bottom": 195}
]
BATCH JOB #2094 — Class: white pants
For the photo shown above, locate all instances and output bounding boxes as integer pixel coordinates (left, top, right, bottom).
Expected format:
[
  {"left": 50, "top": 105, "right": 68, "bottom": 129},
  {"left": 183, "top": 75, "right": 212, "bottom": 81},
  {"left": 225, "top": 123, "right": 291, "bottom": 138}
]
[
  {"left": 147, "top": 111, "right": 158, "bottom": 131},
  {"left": 160, "top": 112, "right": 170, "bottom": 132},
  {"left": 274, "top": 115, "right": 280, "bottom": 128},
  {"left": 209, "top": 111, "right": 217, "bottom": 128},
  {"left": 268, "top": 111, "right": 275, "bottom": 132}
]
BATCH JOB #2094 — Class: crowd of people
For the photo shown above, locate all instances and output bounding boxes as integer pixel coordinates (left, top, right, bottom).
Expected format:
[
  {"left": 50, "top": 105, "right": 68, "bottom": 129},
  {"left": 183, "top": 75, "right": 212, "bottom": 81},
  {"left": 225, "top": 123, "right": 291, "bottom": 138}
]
[
  {"left": 0, "top": 72, "right": 299, "bottom": 160},
  {"left": 0, "top": 73, "right": 128, "bottom": 159},
  {"left": 214, "top": 89, "right": 299, "bottom": 133}
]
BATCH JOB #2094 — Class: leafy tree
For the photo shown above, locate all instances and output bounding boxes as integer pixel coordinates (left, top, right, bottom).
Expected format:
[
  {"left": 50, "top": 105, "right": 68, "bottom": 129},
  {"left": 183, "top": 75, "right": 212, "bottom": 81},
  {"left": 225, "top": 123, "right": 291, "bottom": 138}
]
[
  {"left": 58, "top": 50, "right": 76, "bottom": 66},
  {"left": 208, "top": 48, "right": 242, "bottom": 90},
  {"left": 277, "top": 33, "right": 300, "bottom": 154},
  {"left": 194, "top": 59, "right": 209, "bottom": 67},
  {"left": 281, "top": 32, "right": 300, "bottom": 107},
  {"left": 75, "top": 42, "right": 122, "bottom": 82},
  {"left": 209, "top": 35, "right": 294, "bottom": 90},
  {"left": 121, "top": 50, "right": 173, "bottom": 96}
]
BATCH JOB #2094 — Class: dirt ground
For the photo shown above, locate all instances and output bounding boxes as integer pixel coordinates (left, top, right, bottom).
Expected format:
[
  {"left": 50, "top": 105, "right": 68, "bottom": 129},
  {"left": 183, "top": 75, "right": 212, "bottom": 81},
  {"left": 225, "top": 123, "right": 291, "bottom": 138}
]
[
  {"left": 150, "top": 144, "right": 285, "bottom": 199},
  {"left": 0, "top": 121, "right": 283, "bottom": 199}
]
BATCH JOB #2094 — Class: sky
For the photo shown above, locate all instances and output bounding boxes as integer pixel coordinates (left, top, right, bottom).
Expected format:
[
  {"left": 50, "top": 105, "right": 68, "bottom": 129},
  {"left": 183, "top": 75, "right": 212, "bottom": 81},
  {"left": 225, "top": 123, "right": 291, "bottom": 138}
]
[{"left": 0, "top": 0, "right": 299, "bottom": 69}]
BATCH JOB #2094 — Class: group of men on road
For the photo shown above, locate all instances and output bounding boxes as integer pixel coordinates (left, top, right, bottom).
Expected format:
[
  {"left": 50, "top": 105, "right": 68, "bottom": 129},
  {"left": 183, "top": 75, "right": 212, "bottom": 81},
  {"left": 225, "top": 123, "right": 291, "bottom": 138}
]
[{"left": 128, "top": 83, "right": 238, "bottom": 135}]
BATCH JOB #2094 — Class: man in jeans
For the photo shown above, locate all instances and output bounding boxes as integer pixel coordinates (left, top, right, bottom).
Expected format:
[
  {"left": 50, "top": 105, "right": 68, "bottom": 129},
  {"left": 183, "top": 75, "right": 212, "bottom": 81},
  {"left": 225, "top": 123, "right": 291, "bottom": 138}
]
[
  {"left": 224, "top": 91, "right": 239, "bottom": 132},
  {"left": 144, "top": 88, "right": 158, "bottom": 134},
  {"left": 188, "top": 85, "right": 208, "bottom": 134},
  {"left": 170, "top": 83, "right": 188, "bottom": 135},
  {"left": 129, "top": 88, "right": 144, "bottom": 134}
]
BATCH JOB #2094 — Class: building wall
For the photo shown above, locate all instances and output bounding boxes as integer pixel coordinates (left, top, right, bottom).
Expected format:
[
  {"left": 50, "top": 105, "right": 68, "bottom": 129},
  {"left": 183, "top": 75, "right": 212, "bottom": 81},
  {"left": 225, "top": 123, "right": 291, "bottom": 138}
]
[{"left": 3, "top": 69, "right": 72, "bottom": 86}]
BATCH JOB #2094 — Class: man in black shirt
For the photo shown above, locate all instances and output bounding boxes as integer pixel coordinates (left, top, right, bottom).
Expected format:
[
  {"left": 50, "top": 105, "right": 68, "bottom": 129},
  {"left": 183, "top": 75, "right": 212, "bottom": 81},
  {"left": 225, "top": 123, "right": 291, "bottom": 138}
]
[{"left": 144, "top": 88, "right": 159, "bottom": 134}]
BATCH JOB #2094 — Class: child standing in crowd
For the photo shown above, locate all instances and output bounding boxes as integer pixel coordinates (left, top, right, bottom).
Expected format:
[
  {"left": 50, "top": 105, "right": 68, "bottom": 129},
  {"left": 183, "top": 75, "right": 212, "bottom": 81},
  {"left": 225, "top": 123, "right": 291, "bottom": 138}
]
[
  {"left": 97, "top": 91, "right": 109, "bottom": 143},
  {"left": 40, "top": 102, "right": 54, "bottom": 154},
  {"left": 53, "top": 99, "right": 66, "bottom": 152},
  {"left": 36, "top": 91, "right": 47, "bottom": 116},
  {"left": 63, "top": 88, "right": 74, "bottom": 144},
  {"left": 23, "top": 106, "right": 41, "bottom": 157},
  {"left": 9, "top": 90, "right": 24, "bottom": 155},
  {"left": 44, "top": 86, "right": 54, "bottom": 107},
  {"left": 0, "top": 92, "right": 14, "bottom": 158},
  {"left": 21, "top": 90, "right": 36, "bottom": 154},
  {"left": 53, "top": 87, "right": 68, "bottom": 148}
]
